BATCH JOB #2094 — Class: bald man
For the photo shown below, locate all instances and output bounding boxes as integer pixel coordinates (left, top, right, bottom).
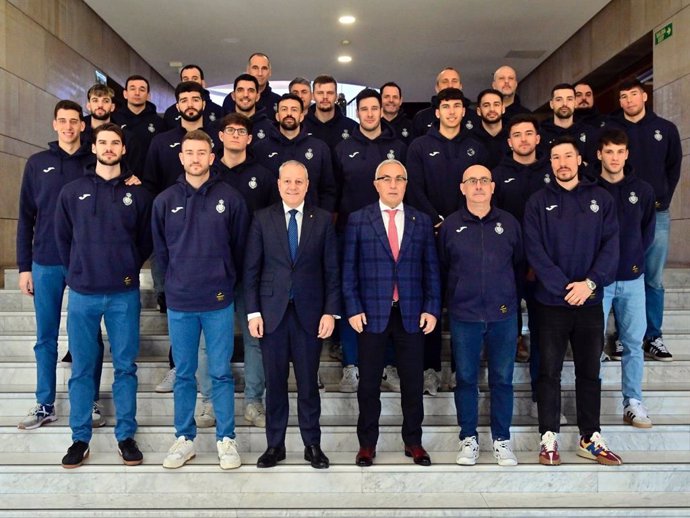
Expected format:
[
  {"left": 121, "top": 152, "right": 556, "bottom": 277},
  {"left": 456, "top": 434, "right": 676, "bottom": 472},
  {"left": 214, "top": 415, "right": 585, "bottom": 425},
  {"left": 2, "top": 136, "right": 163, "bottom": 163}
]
[{"left": 492, "top": 65, "right": 531, "bottom": 121}]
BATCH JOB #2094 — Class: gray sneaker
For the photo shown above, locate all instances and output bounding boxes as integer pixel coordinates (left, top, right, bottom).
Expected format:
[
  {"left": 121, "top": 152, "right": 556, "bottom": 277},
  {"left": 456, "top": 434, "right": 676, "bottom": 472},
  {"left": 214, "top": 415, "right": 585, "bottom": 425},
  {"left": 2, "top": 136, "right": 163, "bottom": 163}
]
[
  {"left": 244, "top": 402, "right": 266, "bottom": 428},
  {"left": 92, "top": 402, "right": 106, "bottom": 428},
  {"left": 155, "top": 368, "right": 176, "bottom": 393},
  {"left": 423, "top": 369, "right": 440, "bottom": 396},
  {"left": 380, "top": 365, "right": 401, "bottom": 392},
  {"left": 18, "top": 403, "right": 57, "bottom": 430},
  {"left": 196, "top": 401, "right": 216, "bottom": 428},
  {"left": 339, "top": 365, "right": 359, "bottom": 393}
]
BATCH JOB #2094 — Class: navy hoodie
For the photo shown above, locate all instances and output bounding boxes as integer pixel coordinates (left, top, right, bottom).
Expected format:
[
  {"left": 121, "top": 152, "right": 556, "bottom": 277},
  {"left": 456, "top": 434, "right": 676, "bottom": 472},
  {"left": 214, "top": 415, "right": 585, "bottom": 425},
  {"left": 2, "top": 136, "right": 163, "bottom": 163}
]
[
  {"left": 163, "top": 89, "right": 223, "bottom": 131},
  {"left": 152, "top": 175, "right": 249, "bottom": 312},
  {"left": 222, "top": 83, "right": 281, "bottom": 116},
  {"left": 246, "top": 107, "right": 278, "bottom": 144},
  {"left": 302, "top": 104, "right": 358, "bottom": 151},
  {"left": 16, "top": 141, "right": 92, "bottom": 272},
  {"left": 406, "top": 126, "right": 489, "bottom": 225},
  {"left": 54, "top": 167, "right": 153, "bottom": 294},
  {"left": 503, "top": 95, "right": 531, "bottom": 123},
  {"left": 538, "top": 119, "right": 598, "bottom": 166},
  {"left": 253, "top": 126, "right": 337, "bottom": 211},
  {"left": 607, "top": 110, "right": 682, "bottom": 211},
  {"left": 439, "top": 205, "right": 523, "bottom": 322},
  {"left": 112, "top": 101, "right": 166, "bottom": 174},
  {"left": 492, "top": 155, "right": 553, "bottom": 223},
  {"left": 470, "top": 124, "right": 511, "bottom": 170},
  {"left": 412, "top": 96, "right": 480, "bottom": 137},
  {"left": 386, "top": 113, "right": 414, "bottom": 145},
  {"left": 333, "top": 122, "right": 407, "bottom": 230},
  {"left": 211, "top": 155, "right": 279, "bottom": 215},
  {"left": 597, "top": 170, "right": 656, "bottom": 281},
  {"left": 523, "top": 176, "right": 619, "bottom": 307}
]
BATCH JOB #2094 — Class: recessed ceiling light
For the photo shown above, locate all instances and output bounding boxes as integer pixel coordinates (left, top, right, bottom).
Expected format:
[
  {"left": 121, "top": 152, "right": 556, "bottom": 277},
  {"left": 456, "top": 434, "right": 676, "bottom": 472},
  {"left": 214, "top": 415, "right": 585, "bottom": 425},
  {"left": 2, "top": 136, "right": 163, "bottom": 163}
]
[
  {"left": 339, "top": 15, "right": 356, "bottom": 24},
  {"left": 169, "top": 61, "right": 183, "bottom": 68},
  {"left": 338, "top": 55, "right": 352, "bottom": 63}
]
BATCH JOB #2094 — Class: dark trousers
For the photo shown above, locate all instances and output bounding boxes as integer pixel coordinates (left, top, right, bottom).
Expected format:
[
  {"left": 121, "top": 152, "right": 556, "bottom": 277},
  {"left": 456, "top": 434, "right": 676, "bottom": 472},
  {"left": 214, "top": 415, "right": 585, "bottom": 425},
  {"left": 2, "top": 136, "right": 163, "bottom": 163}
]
[
  {"left": 261, "top": 304, "right": 322, "bottom": 449},
  {"left": 357, "top": 305, "right": 424, "bottom": 447},
  {"left": 536, "top": 302, "right": 603, "bottom": 437}
]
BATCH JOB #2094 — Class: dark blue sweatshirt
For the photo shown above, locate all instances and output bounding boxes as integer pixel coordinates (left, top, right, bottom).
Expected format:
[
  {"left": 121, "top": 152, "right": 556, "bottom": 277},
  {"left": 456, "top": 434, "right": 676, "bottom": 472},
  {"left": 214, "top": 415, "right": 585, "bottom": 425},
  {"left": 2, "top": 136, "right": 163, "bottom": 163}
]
[
  {"left": 302, "top": 104, "right": 358, "bottom": 151},
  {"left": 523, "top": 176, "right": 619, "bottom": 307},
  {"left": 81, "top": 118, "right": 144, "bottom": 174},
  {"left": 222, "top": 83, "right": 281, "bottom": 116},
  {"left": 253, "top": 126, "right": 337, "bottom": 211},
  {"left": 247, "top": 108, "right": 278, "bottom": 144},
  {"left": 333, "top": 122, "right": 407, "bottom": 230},
  {"left": 439, "top": 205, "right": 523, "bottom": 322},
  {"left": 54, "top": 167, "right": 153, "bottom": 294},
  {"left": 406, "top": 126, "right": 489, "bottom": 225},
  {"left": 386, "top": 113, "right": 414, "bottom": 145},
  {"left": 152, "top": 175, "right": 249, "bottom": 312},
  {"left": 112, "top": 101, "right": 167, "bottom": 174},
  {"left": 163, "top": 89, "right": 223, "bottom": 130},
  {"left": 211, "top": 155, "right": 279, "bottom": 215},
  {"left": 16, "top": 141, "right": 92, "bottom": 272},
  {"left": 597, "top": 170, "right": 656, "bottom": 281},
  {"left": 538, "top": 119, "right": 598, "bottom": 167},
  {"left": 492, "top": 155, "right": 553, "bottom": 223},
  {"left": 469, "top": 124, "right": 511, "bottom": 170},
  {"left": 412, "top": 96, "right": 480, "bottom": 137},
  {"left": 503, "top": 95, "right": 531, "bottom": 123},
  {"left": 607, "top": 110, "right": 682, "bottom": 211}
]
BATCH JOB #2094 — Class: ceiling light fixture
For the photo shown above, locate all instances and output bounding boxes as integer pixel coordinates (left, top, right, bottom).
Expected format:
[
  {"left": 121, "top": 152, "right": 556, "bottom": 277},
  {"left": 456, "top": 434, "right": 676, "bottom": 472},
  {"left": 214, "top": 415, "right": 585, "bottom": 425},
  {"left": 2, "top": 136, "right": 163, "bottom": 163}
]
[
  {"left": 339, "top": 15, "right": 356, "bottom": 24},
  {"left": 338, "top": 55, "right": 352, "bottom": 63}
]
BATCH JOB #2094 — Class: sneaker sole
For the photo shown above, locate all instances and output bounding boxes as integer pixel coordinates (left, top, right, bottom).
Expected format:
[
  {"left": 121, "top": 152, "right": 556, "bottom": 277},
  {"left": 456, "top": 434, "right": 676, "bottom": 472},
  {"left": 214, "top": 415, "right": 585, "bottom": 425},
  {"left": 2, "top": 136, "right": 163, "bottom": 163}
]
[
  {"left": 624, "top": 415, "right": 653, "bottom": 429},
  {"left": 456, "top": 457, "right": 478, "bottom": 466},
  {"left": 644, "top": 352, "right": 673, "bottom": 362},
  {"left": 219, "top": 457, "right": 242, "bottom": 470},
  {"left": 539, "top": 454, "right": 560, "bottom": 466},
  {"left": 154, "top": 387, "right": 174, "bottom": 393},
  {"left": 119, "top": 453, "right": 143, "bottom": 466},
  {"left": 576, "top": 448, "right": 623, "bottom": 465},
  {"left": 163, "top": 453, "right": 195, "bottom": 469},
  {"left": 18, "top": 414, "right": 58, "bottom": 430},
  {"left": 62, "top": 449, "right": 89, "bottom": 469}
]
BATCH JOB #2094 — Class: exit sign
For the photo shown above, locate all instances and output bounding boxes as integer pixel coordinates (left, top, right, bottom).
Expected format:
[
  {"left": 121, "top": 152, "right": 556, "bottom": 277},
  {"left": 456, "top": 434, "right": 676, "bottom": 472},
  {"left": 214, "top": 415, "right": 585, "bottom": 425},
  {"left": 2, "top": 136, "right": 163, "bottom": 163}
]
[{"left": 655, "top": 23, "right": 673, "bottom": 45}]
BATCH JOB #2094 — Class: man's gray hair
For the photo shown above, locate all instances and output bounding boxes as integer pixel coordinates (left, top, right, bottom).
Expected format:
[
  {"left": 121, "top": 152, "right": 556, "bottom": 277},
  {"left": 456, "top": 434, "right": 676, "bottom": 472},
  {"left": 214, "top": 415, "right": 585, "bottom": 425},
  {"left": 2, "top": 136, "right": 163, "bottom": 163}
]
[
  {"left": 374, "top": 159, "right": 406, "bottom": 180},
  {"left": 278, "top": 160, "right": 309, "bottom": 179}
]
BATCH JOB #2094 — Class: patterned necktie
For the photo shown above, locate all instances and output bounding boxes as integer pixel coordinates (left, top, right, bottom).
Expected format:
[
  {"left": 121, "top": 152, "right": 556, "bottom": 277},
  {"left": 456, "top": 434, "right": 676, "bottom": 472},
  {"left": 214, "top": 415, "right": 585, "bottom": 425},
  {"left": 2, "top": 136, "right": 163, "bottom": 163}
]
[
  {"left": 288, "top": 209, "right": 298, "bottom": 262},
  {"left": 385, "top": 209, "right": 399, "bottom": 302}
]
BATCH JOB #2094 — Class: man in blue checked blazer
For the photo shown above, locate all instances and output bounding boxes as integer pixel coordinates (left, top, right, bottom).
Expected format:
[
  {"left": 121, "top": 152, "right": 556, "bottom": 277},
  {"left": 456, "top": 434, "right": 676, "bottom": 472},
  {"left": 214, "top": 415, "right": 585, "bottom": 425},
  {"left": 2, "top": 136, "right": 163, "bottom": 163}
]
[{"left": 342, "top": 159, "right": 441, "bottom": 467}]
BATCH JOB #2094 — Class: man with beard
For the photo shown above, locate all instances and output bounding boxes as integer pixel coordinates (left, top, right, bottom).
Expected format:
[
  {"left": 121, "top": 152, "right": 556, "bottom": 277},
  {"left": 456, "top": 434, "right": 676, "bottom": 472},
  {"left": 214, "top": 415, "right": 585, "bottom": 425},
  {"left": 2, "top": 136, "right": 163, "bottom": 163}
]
[
  {"left": 164, "top": 64, "right": 223, "bottom": 131},
  {"left": 223, "top": 53, "right": 281, "bottom": 115},
  {"left": 538, "top": 83, "right": 597, "bottom": 167},
  {"left": 289, "top": 77, "right": 313, "bottom": 116},
  {"left": 471, "top": 88, "right": 511, "bottom": 169},
  {"left": 574, "top": 82, "right": 607, "bottom": 129},
  {"left": 492, "top": 65, "right": 531, "bottom": 122},
  {"left": 227, "top": 74, "right": 275, "bottom": 143},
  {"left": 302, "top": 75, "right": 357, "bottom": 151},
  {"left": 380, "top": 82, "right": 413, "bottom": 145},
  {"left": 82, "top": 84, "right": 116, "bottom": 145},
  {"left": 55, "top": 123, "right": 153, "bottom": 468},
  {"left": 253, "top": 94, "right": 336, "bottom": 211}
]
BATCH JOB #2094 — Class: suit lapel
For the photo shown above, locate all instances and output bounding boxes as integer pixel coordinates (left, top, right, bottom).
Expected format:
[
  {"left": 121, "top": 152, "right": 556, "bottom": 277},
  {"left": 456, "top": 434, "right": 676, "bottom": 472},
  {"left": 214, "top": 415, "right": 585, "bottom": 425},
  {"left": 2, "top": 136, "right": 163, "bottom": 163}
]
[
  {"left": 295, "top": 205, "right": 315, "bottom": 263},
  {"left": 270, "top": 204, "right": 292, "bottom": 261},
  {"left": 398, "top": 206, "right": 417, "bottom": 260},
  {"left": 369, "top": 204, "right": 395, "bottom": 262}
]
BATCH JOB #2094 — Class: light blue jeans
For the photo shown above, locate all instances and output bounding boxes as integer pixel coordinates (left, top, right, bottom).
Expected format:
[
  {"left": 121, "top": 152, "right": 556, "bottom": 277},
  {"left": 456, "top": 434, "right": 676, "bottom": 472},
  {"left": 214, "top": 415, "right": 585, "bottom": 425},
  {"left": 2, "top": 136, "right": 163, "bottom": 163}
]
[{"left": 645, "top": 210, "right": 669, "bottom": 339}]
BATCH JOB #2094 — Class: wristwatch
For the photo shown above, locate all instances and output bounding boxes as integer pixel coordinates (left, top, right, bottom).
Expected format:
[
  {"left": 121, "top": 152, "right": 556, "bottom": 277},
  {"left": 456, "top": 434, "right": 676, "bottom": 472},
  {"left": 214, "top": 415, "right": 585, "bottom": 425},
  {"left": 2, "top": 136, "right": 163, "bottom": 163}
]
[{"left": 585, "top": 278, "right": 597, "bottom": 291}]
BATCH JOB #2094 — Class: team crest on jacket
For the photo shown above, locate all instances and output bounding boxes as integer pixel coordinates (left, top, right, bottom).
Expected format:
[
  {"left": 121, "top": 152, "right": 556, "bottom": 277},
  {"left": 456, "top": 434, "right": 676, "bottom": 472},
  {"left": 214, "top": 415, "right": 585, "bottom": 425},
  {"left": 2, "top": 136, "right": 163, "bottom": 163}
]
[
  {"left": 257, "top": 129, "right": 265, "bottom": 140},
  {"left": 148, "top": 123, "right": 156, "bottom": 133},
  {"left": 216, "top": 199, "right": 226, "bottom": 213},
  {"left": 387, "top": 149, "right": 396, "bottom": 160},
  {"left": 216, "top": 291, "right": 225, "bottom": 302},
  {"left": 402, "top": 128, "right": 409, "bottom": 138},
  {"left": 632, "top": 265, "right": 640, "bottom": 274},
  {"left": 342, "top": 129, "right": 350, "bottom": 139},
  {"left": 209, "top": 113, "right": 216, "bottom": 122},
  {"left": 654, "top": 130, "right": 663, "bottom": 142},
  {"left": 499, "top": 304, "right": 508, "bottom": 314},
  {"left": 465, "top": 120, "right": 474, "bottom": 130},
  {"left": 248, "top": 177, "right": 257, "bottom": 190},
  {"left": 122, "top": 193, "right": 133, "bottom": 206},
  {"left": 467, "top": 147, "right": 476, "bottom": 157},
  {"left": 124, "top": 276, "right": 132, "bottom": 286},
  {"left": 305, "top": 148, "right": 314, "bottom": 160},
  {"left": 494, "top": 222, "right": 504, "bottom": 235},
  {"left": 580, "top": 132, "right": 587, "bottom": 143},
  {"left": 590, "top": 199, "right": 599, "bottom": 213},
  {"left": 629, "top": 192, "right": 639, "bottom": 204},
  {"left": 544, "top": 174, "right": 551, "bottom": 184}
]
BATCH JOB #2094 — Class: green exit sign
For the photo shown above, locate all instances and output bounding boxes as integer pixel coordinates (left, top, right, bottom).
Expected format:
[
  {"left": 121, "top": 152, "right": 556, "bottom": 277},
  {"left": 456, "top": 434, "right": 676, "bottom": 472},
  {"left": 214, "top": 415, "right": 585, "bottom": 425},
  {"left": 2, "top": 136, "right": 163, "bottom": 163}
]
[{"left": 655, "top": 23, "right": 673, "bottom": 45}]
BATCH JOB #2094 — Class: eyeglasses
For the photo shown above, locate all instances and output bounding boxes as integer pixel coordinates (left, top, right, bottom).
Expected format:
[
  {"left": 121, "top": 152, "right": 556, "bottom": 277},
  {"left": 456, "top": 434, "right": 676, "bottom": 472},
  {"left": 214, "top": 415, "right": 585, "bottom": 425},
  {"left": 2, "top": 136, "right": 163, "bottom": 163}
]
[
  {"left": 375, "top": 175, "right": 407, "bottom": 184},
  {"left": 223, "top": 127, "right": 249, "bottom": 136},
  {"left": 462, "top": 177, "right": 492, "bottom": 185}
]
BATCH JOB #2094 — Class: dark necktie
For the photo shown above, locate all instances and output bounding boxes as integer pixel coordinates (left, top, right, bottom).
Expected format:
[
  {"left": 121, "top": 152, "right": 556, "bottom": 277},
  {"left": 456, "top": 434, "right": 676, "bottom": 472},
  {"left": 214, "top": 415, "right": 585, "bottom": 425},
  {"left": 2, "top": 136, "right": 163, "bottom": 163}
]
[{"left": 288, "top": 209, "right": 298, "bottom": 262}]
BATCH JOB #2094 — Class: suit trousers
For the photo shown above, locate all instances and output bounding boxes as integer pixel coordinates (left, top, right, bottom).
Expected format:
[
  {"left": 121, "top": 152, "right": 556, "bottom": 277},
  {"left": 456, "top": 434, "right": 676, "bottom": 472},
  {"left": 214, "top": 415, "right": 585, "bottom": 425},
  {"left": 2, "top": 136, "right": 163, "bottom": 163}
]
[
  {"left": 357, "top": 305, "right": 425, "bottom": 447},
  {"left": 261, "top": 303, "right": 322, "bottom": 448}
]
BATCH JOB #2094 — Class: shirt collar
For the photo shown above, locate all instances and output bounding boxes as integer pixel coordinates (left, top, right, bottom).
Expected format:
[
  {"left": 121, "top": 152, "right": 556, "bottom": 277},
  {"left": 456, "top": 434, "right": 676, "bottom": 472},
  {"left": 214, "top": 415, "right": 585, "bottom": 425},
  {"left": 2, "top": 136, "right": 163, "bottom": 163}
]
[
  {"left": 283, "top": 201, "right": 305, "bottom": 215},
  {"left": 379, "top": 200, "right": 404, "bottom": 213}
]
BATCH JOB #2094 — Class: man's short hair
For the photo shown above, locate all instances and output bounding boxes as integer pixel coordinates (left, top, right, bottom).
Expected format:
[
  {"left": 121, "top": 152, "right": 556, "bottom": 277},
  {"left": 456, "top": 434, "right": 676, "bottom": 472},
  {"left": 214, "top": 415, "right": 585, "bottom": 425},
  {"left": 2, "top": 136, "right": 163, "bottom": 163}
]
[
  {"left": 380, "top": 81, "right": 402, "bottom": 97},
  {"left": 436, "top": 87, "right": 467, "bottom": 107},
  {"left": 374, "top": 159, "right": 407, "bottom": 180},
  {"left": 175, "top": 81, "right": 205, "bottom": 101},
  {"left": 506, "top": 113, "right": 540, "bottom": 134},
  {"left": 551, "top": 83, "right": 575, "bottom": 98},
  {"left": 219, "top": 113, "right": 253, "bottom": 134},
  {"left": 92, "top": 122, "right": 125, "bottom": 142},
  {"left": 598, "top": 129, "right": 629, "bottom": 150},
  {"left": 125, "top": 75, "right": 150, "bottom": 91},
  {"left": 182, "top": 129, "right": 213, "bottom": 149},
  {"left": 550, "top": 134, "right": 580, "bottom": 153},
  {"left": 54, "top": 100, "right": 84, "bottom": 120},
  {"left": 279, "top": 159, "right": 309, "bottom": 179},
  {"left": 278, "top": 93, "right": 304, "bottom": 112},
  {"left": 86, "top": 83, "right": 115, "bottom": 101},
  {"left": 573, "top": 80, "right": 592, "bottom": 90},
  {"left": 289, "top": 77, "right": 310, "bottom": 90},
  {"left": 356, "top": 88, "right": 381, "bottom": 109},
  {"left": 618, "top": 79, "right": 645, "bottom": 94},
  {"left": 248, "top": 52, "right": 271, "bottom": 66},
  {"left": 476, "top": 88, "right": 504, "bottom": 105},
  {"left": 436, "top": 67, "right": 461, "bottom": 85},
  {"left": 180, "top": 64, "right": 204, "bottom": 80},
  {"left": 234, "top": 73, "right": 259, "bottom": 91},
  {"left": 312, "top": 75, "right": 337, "bottom": 90}
]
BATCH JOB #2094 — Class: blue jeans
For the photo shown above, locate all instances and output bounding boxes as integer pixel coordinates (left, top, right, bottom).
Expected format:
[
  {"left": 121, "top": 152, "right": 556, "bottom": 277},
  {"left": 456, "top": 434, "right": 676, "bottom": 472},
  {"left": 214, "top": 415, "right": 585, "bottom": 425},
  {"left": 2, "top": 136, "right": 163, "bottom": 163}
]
[
  {"left": 603, "top": 276, "right": 645, "bottom": 405},
  {"left": 645, "top": 210, "right": 669, "bottom": 338},
  {"left": 67, "top": 289, "right": 140, "bottom": 443},
  {"left": 168, "top": 305, "right": 235, "bottom": 441},
  {"left": 450, "top": 316, "right": 517, "bottom": 441}
]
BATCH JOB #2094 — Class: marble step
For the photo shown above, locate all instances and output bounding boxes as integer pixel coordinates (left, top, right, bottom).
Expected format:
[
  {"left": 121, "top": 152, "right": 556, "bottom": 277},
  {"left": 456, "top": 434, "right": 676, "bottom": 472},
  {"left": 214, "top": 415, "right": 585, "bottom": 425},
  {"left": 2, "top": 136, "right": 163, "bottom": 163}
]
[
  {"left": 0, "top": 310, "right": 169, "bottom": 334},
  {"left": 0, "top": 289, "right": 159, "bottom": 312}
]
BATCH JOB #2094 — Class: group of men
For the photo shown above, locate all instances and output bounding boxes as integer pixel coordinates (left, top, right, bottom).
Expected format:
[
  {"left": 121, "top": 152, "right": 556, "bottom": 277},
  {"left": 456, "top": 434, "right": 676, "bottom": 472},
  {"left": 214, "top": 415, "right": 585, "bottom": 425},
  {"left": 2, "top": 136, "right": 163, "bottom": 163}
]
[{"left": 16, "top": 52, "right": 681, "bottom": 471}]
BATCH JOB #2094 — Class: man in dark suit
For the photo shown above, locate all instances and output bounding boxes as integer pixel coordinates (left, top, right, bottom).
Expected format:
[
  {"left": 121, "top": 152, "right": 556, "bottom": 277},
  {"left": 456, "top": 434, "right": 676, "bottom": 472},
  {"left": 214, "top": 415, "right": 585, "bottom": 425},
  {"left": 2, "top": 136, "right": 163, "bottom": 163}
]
[
  {"left": 244, "top": 160, "right": 341, "bottom": 469},
  {"left": 342, "top": 159, "right": 441, "bottom": 467}
]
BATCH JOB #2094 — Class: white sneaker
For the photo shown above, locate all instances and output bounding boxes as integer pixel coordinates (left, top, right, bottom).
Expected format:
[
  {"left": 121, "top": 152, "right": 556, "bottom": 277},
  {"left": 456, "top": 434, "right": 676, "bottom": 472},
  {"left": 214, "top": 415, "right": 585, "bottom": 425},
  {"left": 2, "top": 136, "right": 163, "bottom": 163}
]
[
  {"left": 244, "top": 402, "right": 266, "bottom": 428},
  {"left": 163, "top": 436, "right": 195, "bottom": 469},
  {"left": 339, "top": 365, "right": 359, "bottom": 393},
  {"left": 380, "top": 365, "right": 401, "bottom": 392},
  {"left": 493, "top": 439, "right": 518, "bottom": 466},
  {"left": 423, "top": 369, "right": 440, "bottom": 396},
  {"left": 92, "top": 402, "right": 106, "bottom": 428},
  {"left": 17, "top": 403, "right": 57, "bottom": 430},
  {"left": 155, "top": 368, "right": 176, "bottom": 393},
  {"left": 624, "top": 398, "right": 653, "bottom": 428},
  {"left": 529, "top": 401, "right": 567, "bottom": 424},
  {"left": 456, "top": 436, "right": 479, "bottom": 465},
  {"left": 196, "top": 401, "right": 216, "bottom": 428},
  {"left": 217, "top": 437, "right": 241, "bottom": 469}
]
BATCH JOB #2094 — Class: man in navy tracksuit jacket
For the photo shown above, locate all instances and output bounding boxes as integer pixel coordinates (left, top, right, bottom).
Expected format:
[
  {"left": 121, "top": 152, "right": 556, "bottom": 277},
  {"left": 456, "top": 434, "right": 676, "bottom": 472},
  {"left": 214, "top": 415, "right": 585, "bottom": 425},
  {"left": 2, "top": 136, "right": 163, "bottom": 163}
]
[
  {"left": 152, "top": 130, "right": 249, "bottom": 470},
  {"left": 55, "top": 123, "right": 153, "bottom": 468},
  {"left": 596, "top": 128, "right": 656, "bottom": 429},
  {"left": 471, "top": 88, "right": 511, "bottom": 169},
  {"left": 222, "top": 53, "right": 281, "bottom": 116},
  {"left": 163, "top": 65, "right": 222, "bottom": 130},
  {"left": 439, "top": 165, "right": 523, "bottom": 467},
  {"left": 608, "top": 79, "right": 682, "bottom": 360},
  {"left": 523, "top": 135, "right": 622, "bottom": 467},
  {"left": 302, "top": 75, "right": 358, "bottom": 151},
  {"left": 253, "top": 94, "right": 337, "bottom": 211},
  {"left": 380, "top": 82, "right": 413, "bottom": 145},
  {"left": 222, "top": 74, "right": 276, "bottom": 143},
  {"left": 492, "top": 65, "right": 532, "bottom": 123}
]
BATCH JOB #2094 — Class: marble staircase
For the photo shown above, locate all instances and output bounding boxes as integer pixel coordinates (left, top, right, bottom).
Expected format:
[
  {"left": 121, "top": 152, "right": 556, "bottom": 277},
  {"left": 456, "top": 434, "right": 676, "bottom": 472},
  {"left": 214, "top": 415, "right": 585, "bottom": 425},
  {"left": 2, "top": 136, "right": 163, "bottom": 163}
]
[{"left": 1, "top": 268, "right": 689, "bottom": 517}]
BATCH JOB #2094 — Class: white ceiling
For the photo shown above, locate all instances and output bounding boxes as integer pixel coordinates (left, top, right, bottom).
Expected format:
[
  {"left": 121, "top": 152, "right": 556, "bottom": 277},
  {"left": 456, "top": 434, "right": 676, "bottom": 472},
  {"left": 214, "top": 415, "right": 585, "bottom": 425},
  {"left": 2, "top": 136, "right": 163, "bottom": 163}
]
[{"left": 85, "top": 0, "right": 610, "bottom": 103}]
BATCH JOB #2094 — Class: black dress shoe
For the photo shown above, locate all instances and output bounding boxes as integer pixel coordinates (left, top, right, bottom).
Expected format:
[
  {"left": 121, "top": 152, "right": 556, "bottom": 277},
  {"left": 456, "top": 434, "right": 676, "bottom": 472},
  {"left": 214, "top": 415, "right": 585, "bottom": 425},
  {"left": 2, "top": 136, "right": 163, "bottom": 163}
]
[
  {"left": 355, "top": 446, "right": 376, "bottom": 467},
  {"left": 256, "top": 446, "right": 286, "bottom": 468},
  {"left": 304, "top": 445, "right": 330, "bottom": 469},
  {"left": 404, "top": 444, "right": 431, "bottom": 466}
]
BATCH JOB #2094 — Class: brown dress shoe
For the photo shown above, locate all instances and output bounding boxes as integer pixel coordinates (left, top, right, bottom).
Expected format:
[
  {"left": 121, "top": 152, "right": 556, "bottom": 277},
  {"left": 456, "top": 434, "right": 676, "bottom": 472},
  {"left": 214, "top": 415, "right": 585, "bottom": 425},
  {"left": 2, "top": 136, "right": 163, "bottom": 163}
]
[
  {"left": 404, "top": 444, "right": 431, "bottom": 466},
  {"left": 355, "top": 446, "right": 376, "bottom": 466}
]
